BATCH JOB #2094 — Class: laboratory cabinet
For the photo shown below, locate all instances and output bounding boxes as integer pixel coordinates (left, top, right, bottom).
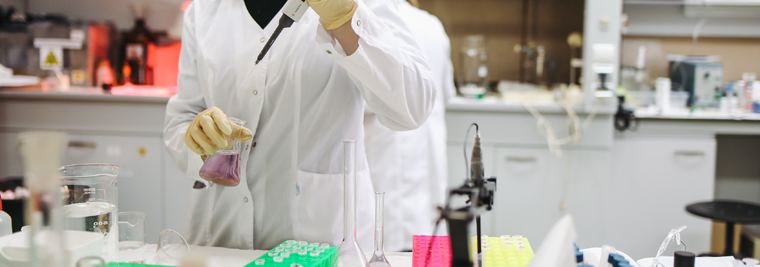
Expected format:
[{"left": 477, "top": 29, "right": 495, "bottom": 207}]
[
  {"left": 445, "top": 105, "right": 615, "bottom": 249},
  {"left": 0, "top": 94, "right": 192, "bottom": 240},
  {"left": 607, "top": 134, "right": 716, "bottom": 260}
]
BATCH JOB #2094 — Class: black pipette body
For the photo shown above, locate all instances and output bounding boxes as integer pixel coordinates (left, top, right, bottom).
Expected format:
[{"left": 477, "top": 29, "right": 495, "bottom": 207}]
[{"left": 255, "top": 14, "right": 295, "bottom": 65}]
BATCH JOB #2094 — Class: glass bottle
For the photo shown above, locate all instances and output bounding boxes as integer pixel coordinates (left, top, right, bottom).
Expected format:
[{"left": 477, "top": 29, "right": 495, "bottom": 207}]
[
  {"left": 368, "top": 192, "right": 391, "bottom": 267},
  {"left": 331, "top": 140, "right": 369, "bottom": 267},
  {"left": 199, "top": 117, "right": 246, "bottom": 187}
]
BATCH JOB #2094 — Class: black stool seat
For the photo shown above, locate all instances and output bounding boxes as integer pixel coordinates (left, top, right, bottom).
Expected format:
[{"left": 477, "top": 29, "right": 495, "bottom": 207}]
[{"left": 686, "top": 200, "right": 760, "bottom": 256}]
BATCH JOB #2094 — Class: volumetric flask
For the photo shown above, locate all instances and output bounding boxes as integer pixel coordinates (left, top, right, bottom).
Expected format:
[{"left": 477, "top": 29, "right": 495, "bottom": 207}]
[
  {"left": 458, "top": 35, "right": 488, "bottom": 99},
  {"left": 118, "top": 211, "right": 147, "bottom": 263},
  {"left": 199, "top": 117, "right": 246, "bottom": 187},
  {"left": 153, "top": 229, "right": 190, "bottom": 265},
  {"left": 60, "top": 164, "right": 120, "bottom": 261}
]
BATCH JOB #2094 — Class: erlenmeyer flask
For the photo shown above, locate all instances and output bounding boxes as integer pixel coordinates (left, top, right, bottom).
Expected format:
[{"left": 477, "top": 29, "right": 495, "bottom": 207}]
[
  {"left": 331, "top": 140, "right": 368, "bottom": 267},
  {"left": 368, "top": 192, "right": 391, "bottom": 267}
]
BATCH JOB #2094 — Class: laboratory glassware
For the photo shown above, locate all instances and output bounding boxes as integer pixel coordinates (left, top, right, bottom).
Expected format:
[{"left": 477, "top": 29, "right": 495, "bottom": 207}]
[
  {"left": 76, "top": 256, "right": 106, "bottom": 267},
  {"left": 118, "top": 211, "right": 147, "bottom": 263},
  {"left": 199, "top": 117, "right": 246, "bottom": 187},
  {"left": 0, "top": 194, "right": 11, "bottom": 237},
  {"left": 368, "top": 192, "right": 390, "bottom": 267},
  {"left": 19, "top": 131, "right": 68, "bottom": 267},
  {"left": 458, "top": 35, "right": 488, "bottom": 99},
  {"left": 60, "top": 163, "right": 120, "bottom": 261},
  {"left": 330, "top": 140, "right": 369, "bottom": 267},
  {"left": 153, "top": 229, "right": 190, "bottom": 265}
]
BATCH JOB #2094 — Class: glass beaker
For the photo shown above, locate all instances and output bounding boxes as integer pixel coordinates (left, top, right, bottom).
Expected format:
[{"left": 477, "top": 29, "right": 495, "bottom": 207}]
[
  {"left": 152, "top": 229, "right": 190, "bottom": 265},
  {"left": 118, "top": 211, "right": 147, "bottom": 263},
  {"left": 331, "top": 140, "right": 368, "bottom": 267},
  {"left": 199, "top": 117, "right": 246, "bottom": 187},
  {"left": 459, "top": 35, "right": 488, "bottom": 99},
  {"left": 60, "top": 164, "right": 120, "bottom": 261},
  {"left": 368, "top": 192, "right": 391, "bottom": 267}
]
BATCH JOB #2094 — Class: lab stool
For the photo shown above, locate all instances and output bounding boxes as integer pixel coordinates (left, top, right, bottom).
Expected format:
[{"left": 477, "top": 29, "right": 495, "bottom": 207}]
[{"left": 686, "top": 200, "right": 760, "bottom": 257}]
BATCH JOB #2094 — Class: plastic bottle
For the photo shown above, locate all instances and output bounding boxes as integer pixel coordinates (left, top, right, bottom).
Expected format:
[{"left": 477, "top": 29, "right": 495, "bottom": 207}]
[{"left": 0, "top": 194, "right": 11, "bottom": 237}]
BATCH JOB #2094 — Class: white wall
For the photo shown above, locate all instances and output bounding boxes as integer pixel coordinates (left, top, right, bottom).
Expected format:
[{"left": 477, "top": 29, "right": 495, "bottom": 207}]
[{"left": 28, "top": 0, "right": 185, "bottom": 33}]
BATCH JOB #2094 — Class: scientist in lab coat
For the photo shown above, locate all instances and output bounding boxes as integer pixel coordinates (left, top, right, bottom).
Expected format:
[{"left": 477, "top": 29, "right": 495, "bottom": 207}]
[
  {"left": 364, "top": 0, "right": 455, "bottom": 251},
  {"left": 163, "top": 0, "right": 436, "bottom": 251}
]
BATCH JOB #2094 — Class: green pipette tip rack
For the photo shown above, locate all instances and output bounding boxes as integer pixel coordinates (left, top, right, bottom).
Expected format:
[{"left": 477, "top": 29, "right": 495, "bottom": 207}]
[
  {"left": 106, "top": 263, "right": 171, "bottom": 267},
  {"left": 244, "top": 241, "right": 337, "bottom": 267}
]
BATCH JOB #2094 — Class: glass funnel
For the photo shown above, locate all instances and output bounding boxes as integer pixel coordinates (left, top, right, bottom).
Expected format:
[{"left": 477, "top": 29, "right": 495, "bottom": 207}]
[
  {"left": 199, "top": 117, "right": 246, "bottom": 187},
  {"left": 368, "top": 192, "right": 391, "bottom": 267},
  {"left": 330, "top": 140, "right": 368, "bottom": 267},
  {"left": 152, "top": 229, "right": 190, "bottom": 265},
  {"left": 60, "top": 164, "right": 120, "bottom": 261}
]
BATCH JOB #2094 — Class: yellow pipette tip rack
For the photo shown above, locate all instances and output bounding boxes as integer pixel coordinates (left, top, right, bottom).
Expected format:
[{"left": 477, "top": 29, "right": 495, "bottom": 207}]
[{"left": 472, "top": 235, "right": 534, "bottom": 267}]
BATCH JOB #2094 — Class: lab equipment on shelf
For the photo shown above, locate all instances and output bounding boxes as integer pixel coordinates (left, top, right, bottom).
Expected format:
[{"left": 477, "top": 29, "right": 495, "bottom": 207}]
[
  {"left": 247, "top": 240, "right": 338, "bottom": 267},
  {"left": 199, "top": 117, "right": 246, "bottom": 187},
  {"left": 412, "top": 235, "right": 452, "bottom": 267},
  {"left": 61, "top": 164, "right": 121, "bottom": 262},
  {"left": 472, "top": 236, "right": 534, "bottom": 267},
  {"left": 118, "top": 212, "right": 147, "bottom": 263},
  {"left": 331, "top": 140, "right": 368, "bottom": 267},
  {"left": 368, "top": 192, "right": 391, "bottom": 267}
]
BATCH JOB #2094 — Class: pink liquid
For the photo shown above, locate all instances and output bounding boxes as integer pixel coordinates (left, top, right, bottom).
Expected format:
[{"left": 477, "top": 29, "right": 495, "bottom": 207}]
[{"left": 199, "top": 151, "right": 241, "bottom": 187}]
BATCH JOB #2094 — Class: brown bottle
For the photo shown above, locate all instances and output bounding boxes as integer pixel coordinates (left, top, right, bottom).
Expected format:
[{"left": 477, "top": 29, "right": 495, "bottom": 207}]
[{"left": 122, "top": 18, "right": 155, "bottom": 85}]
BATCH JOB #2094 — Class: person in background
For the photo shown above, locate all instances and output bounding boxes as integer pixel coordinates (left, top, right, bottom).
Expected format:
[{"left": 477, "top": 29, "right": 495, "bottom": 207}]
[
  {"left": 364, "top": 0, "right": 456, "bottom": 251},
  {"left": 164, "top": 0, "right": 437, "bottom": 251}
]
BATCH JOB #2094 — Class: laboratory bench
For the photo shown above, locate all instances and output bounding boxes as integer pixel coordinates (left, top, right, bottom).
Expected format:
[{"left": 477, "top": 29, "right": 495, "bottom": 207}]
[
  {"left": 3, "top": 87, "right": 760, "bottom": 261},
  {"left": 0, "top": 86, "right": 192, "bottom": 242}
]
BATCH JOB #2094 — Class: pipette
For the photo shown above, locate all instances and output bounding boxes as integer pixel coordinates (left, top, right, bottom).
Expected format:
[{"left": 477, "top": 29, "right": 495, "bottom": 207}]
[{"left": 255, "top": 0, "right": 310, "bottom": 65}]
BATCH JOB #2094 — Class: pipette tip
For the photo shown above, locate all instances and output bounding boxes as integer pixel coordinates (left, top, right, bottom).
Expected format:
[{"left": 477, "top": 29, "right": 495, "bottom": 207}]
[{"left": 254, "top": 59, "right": 260, "bottom": 65}]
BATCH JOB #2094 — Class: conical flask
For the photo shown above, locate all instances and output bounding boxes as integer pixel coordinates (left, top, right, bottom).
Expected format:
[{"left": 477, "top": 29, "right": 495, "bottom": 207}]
[
  {"left": 331, "top": 140, "right": 369, "bottom": 267},
  {"left": 368, "top": 192, "right": 391, "bottom": 267}
]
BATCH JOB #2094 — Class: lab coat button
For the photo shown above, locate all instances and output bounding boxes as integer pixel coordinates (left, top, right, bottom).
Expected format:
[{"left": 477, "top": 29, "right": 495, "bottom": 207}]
[
  {"left": 244, "top": 197, "right": 249, "bottom": 203},
  {"left": 253, "top": 90, "right": 258, "bottom": 95},
  {"left": 356, "top": 20, "right": 361, "bottom": 26},
  {"left": 260, "top": 37, "right": 265, "bottom": 43}
]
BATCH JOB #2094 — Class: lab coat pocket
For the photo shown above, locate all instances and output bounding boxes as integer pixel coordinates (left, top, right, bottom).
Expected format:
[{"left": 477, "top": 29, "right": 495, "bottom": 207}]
[{"left": 295, "top": 171, "right": 344, "bottom": 246}]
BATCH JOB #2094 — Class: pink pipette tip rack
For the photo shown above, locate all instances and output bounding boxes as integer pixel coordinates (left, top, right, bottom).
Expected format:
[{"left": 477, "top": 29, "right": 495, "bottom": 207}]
[{"left": 412, "top": 235, "right": 452, "bottom": 267}]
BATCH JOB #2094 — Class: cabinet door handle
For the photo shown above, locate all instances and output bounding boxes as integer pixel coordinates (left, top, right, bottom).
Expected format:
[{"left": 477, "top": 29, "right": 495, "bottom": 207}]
[
  {"left": 674, "top": 150, "right": 704, "bottom": 156},
  {"left": 68, "top": 141, "right": 97, "bottom": 148},
  {"left": 506, "top": 156, "right": 537, "bottom": 162}
]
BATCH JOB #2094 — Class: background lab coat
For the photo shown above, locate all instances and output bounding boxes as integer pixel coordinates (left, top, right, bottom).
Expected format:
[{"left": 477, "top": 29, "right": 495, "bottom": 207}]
[
  {"left": 364, "top": 0, "right": 456, "bottom": 251},
  {"left": 163, "top": 0, "right": 436, "bottom": 251}
]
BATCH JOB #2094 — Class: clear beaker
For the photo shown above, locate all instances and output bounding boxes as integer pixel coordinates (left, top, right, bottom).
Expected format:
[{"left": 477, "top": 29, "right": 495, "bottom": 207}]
[
  {"left": 152, "top": 229, "right": 190, "bottom": 265},
  {"left": 60, "top": 164, "right": 120, "bottom": 261},
  {"left": 458, "top": 35, "right": 488, "bottom": 99},
  {"left": 331, "top": 140, "right": 368, "bottom": 267},
  {"left": 199, "top": 117, "right": 246, "bottom": 187},
  {"left": 118, "top": 212, "right": 147, "bottom": 263}
]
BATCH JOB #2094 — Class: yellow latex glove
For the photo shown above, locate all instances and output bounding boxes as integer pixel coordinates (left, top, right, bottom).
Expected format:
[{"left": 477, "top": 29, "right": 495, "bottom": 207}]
[
  {"left": 307, "top": 0, "right": 358, "bottom": 30},
  {"left": 183, "top": 107, "right": 253, "bottom": 156}
]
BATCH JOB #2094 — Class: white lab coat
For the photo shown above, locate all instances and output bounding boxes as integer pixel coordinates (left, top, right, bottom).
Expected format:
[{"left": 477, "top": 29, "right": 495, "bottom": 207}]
[
  {"left": 163, "top": 0, "right": 436, "bottom": 251},
  {"left": 364, "top": 0, "right": 455, "bottom": 251}
]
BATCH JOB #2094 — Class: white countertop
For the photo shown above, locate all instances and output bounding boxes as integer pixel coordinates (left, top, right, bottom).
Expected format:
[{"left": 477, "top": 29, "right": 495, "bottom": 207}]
[
  {"left": 0, "top": 86, "right": 176, "bottom": 103},
  {"left": 635, "top": 107, "right": 760, "bottom": 121},
  {"left": 446, "top": 96, "right": 617, "bottom": 114},
  {"left": 138, "top": 244, "right": 413, "bottom": 267}
]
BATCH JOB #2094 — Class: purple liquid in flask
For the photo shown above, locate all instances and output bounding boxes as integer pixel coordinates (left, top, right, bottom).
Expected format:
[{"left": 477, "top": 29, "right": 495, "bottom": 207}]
[
  {"left": 199, "top": 151, "right": 241, "bottom": 187},
  {"left": 198, "top": 117, "right": 246, "bottom": 187}
]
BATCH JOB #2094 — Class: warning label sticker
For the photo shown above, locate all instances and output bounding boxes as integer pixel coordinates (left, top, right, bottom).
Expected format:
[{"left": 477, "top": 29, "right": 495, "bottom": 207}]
[{"left": 39, "top": 47, "right": 63, "bottom": 70}]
